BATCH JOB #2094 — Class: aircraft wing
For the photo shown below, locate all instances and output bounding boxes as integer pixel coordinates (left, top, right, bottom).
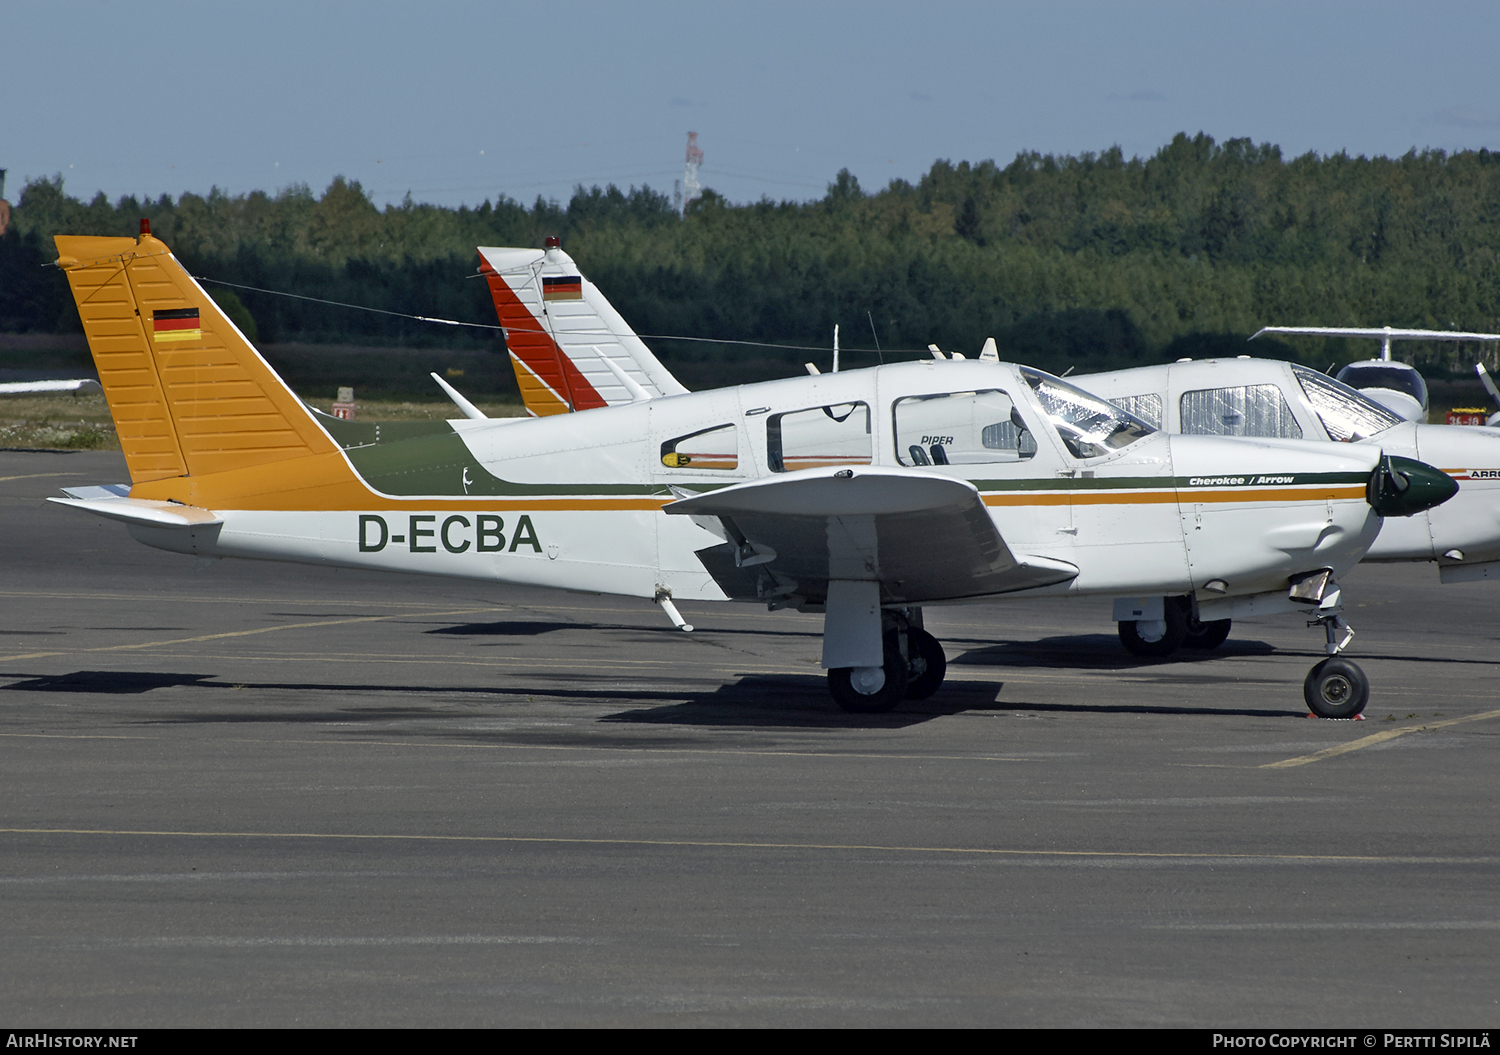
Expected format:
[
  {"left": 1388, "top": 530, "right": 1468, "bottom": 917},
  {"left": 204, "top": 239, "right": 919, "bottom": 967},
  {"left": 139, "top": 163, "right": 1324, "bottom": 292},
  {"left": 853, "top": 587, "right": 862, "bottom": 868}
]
[
  {"left": 664, "top": 465, "right": 1077, "bottom": 605},
  {"left": 0, "top": 379, "right": 100, "bottom": 395}
]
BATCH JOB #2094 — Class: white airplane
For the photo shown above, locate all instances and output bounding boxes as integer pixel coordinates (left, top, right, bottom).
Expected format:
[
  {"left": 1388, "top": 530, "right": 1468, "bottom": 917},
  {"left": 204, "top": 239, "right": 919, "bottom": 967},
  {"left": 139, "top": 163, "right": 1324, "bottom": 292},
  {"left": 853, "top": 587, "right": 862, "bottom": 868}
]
[
  {"left": 1073, "top": 355, "right": 1500, "bottom": 651},
  {"left": 46, "top": 227, "right": 1455, "bottom": 720},
  {"left": 0, "top": 379, "right": 101, "bottom": 395},
  {"left": 479, "top": 242, "right": 1488, "bottom": 667},
  {"left": 1252, "top": 326, "right": 1500, "bottom": 423}
]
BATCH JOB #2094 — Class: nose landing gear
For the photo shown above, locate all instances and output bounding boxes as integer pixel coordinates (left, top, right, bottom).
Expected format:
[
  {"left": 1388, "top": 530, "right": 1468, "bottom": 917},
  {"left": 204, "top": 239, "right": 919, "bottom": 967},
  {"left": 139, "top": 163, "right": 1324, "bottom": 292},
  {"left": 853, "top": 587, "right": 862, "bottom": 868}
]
[{"left": 1299, "top": 575, "right": 1368, "bottom": 719}]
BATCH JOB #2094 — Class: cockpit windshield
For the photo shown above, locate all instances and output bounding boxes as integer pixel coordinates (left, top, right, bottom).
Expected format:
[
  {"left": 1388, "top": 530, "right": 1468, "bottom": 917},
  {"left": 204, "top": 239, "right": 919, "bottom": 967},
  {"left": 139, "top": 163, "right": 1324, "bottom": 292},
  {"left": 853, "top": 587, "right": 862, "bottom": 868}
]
[
  {"left": 1335, "top": 362, "right": 1429, "bottom": 406},
  {"left": 1021, "top": 368, "right": 1156, "bottom": 459},
  {"left": 1292, "top": 365, "right": 1404, "bottom": 441}
]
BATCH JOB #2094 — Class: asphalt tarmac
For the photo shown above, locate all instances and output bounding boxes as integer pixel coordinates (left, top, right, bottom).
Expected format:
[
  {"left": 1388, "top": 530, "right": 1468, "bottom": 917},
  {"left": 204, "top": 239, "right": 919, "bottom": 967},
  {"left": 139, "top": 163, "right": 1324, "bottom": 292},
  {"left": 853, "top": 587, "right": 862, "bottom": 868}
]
[{"left": 2, "top": 449, "right": 1497, "bottom": 1028}]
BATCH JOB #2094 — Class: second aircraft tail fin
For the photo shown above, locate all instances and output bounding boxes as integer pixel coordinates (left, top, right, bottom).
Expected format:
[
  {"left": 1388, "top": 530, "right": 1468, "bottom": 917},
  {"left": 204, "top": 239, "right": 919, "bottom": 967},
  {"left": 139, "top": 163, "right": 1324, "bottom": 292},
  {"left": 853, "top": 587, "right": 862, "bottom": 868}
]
[{"left": 479, "top": 241, "right": 688, "bottom": 416}]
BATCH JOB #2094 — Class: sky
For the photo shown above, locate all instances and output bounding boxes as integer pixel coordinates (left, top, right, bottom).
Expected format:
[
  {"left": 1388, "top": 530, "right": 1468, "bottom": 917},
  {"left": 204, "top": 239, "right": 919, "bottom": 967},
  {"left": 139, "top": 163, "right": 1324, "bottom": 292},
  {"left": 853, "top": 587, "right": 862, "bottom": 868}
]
[{"left": 6, "top": 1, "right": 1500, "bottom": 211}]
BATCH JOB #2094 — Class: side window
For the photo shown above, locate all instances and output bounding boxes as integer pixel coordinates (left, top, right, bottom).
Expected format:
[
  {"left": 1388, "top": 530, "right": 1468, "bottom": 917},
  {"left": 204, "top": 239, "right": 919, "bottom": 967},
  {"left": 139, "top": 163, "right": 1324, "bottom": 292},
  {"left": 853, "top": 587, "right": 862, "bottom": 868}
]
[
  {"left": 1180, "top": 385, "right": 1302, "bottom": 439},
  {"left": 660, "top": 424, "right": 738, "bottom": 470},
  {"left": 1111, "top": 393, "right": 1163, "bottom": 430},
  {"left": 894, "top": 390, "right": 1034, "bottom": 466},
  {"left": 766, "top": 403, "right": 872, "bottom": 473}
]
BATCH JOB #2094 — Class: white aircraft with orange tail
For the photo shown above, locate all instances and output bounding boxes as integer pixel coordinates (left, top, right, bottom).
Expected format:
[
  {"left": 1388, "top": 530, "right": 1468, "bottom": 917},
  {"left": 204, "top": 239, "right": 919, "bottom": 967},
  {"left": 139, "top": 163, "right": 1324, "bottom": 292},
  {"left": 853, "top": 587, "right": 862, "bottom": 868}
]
[
  {"left": 45, "top": 226, "right": 1456, "bottom": 718},
  {"left": 481, "top": 242, "right": 1500, "bottom": 660}
]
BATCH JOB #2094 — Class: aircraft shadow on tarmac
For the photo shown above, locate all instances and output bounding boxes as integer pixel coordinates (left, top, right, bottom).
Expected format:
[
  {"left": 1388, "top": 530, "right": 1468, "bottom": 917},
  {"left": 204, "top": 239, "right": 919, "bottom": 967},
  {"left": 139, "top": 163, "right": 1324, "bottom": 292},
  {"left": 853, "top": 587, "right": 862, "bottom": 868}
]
[
  {"left": 3, "top": 670, "right": 220, "bottom": 694},
  {"left": 0, "top": 668, "right": 994, "bottom": 729},
  {"left": 425, "top": 619, "right": 591, "bottom": 637},
  {"left": 595, "top": 674, "right": 1005, "bottom": 728},
  {"left": 949, "top": 633, "right": 1279, "bottom": 671},
  {"left": 1, "top": 668, "right": 1312, "bottom": 724},
  {"left": 424, "top": 620, "right": 824, "bottom": 642}
]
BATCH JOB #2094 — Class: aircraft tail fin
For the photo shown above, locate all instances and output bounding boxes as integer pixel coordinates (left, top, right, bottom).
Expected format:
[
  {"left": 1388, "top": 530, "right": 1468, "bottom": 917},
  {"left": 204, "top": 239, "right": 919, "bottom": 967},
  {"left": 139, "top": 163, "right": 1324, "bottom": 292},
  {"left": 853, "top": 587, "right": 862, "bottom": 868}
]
[
  {"left": 478, "top": 241, "right": 688, "bottom": 416},
  {"left": 53, "top": 228, "right": 337, "bottom": 485}
]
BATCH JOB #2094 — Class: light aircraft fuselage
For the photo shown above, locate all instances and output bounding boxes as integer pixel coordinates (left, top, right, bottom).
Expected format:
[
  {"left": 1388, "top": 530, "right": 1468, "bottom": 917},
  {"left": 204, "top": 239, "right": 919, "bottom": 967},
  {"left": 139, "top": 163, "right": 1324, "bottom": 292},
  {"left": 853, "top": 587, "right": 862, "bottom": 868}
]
[
  {"left": 88, "top": 357, "right": 1395, "bottom": 609},
  {"left": 1078, "top": 357, "right": 1500, "bottom": 582},
  {"left": 50, "top": 230, "right": 1456, "bottom": 715}
]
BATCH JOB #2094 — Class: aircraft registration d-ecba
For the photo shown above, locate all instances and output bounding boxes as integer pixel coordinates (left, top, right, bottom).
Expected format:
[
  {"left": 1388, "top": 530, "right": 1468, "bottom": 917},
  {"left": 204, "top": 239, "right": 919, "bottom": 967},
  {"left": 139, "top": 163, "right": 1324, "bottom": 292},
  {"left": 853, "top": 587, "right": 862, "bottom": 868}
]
[{"left": 48, "top": 227, "right": 1456, "bottom": 720}]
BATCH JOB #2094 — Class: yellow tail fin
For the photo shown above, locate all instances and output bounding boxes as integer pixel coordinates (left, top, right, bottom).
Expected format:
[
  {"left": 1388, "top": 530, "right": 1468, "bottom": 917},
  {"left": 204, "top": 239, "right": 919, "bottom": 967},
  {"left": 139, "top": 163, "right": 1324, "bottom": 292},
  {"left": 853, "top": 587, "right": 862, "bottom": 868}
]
[{"left": 54, "top": 229, "right": 336, "bottom": 484}]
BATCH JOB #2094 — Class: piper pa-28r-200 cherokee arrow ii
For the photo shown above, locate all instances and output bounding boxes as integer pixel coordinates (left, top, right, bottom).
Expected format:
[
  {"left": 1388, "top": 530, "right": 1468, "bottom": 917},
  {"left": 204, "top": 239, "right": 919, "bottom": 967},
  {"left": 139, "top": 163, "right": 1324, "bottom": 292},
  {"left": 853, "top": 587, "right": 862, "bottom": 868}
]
[{"left": 48, "top": 227, "right": 1455, "bottom": 717}]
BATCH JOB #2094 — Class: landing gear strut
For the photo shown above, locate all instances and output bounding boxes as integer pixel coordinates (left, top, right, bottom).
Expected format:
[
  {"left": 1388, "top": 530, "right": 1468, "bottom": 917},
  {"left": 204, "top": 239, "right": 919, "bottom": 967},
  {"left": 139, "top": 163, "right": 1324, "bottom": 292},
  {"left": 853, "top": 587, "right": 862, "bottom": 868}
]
[
  {"left": 1183, "top": 615, "right": 1232, "bottom": 650},
  {"left": 1298, "top": 573, "right": 1368, "bottom": 719},
  {"left": 827, "top": 611, "right": 948, "bottom": 713}
]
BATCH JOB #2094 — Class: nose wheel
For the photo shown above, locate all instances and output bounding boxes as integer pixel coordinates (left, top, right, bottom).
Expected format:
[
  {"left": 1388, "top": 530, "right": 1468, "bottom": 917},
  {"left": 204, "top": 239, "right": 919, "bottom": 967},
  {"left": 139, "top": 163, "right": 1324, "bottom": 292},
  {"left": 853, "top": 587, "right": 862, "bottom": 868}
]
[
  {"left": 1303, "top": 588, "right": 1367, "bottom": 718},
  {"left": 1304, "top": 657, "right": 1369, "bottom": 718}
]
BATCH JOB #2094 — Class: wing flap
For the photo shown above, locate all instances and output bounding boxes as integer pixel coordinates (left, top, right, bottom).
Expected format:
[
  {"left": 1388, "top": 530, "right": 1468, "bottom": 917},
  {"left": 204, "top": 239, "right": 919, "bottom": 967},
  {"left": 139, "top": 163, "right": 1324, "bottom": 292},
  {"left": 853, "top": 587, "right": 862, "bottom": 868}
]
[{"left": 665, "top": 466, "right": 1076, "bottom": 604}]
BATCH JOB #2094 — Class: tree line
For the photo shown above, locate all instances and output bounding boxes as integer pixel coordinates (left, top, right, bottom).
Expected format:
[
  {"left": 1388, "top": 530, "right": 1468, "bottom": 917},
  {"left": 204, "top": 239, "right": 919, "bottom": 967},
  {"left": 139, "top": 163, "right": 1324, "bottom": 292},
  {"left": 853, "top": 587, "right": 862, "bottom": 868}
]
[{"left": 3, "top": 132, "right": 1498, "bottom": 387}]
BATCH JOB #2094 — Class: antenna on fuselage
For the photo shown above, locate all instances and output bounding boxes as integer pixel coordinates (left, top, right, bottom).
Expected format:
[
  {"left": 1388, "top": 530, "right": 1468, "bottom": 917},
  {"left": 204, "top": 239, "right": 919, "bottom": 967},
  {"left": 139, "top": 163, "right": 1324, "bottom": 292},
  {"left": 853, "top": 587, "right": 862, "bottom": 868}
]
[
  {"left": 832, "top": 324, "right": 839, "bottom": 373},
  {"left": 594, "top": 346, "right": 652, "bottom": 402},
  {"left": 430, "top": 372, "right": 489, "bottom": 420}
]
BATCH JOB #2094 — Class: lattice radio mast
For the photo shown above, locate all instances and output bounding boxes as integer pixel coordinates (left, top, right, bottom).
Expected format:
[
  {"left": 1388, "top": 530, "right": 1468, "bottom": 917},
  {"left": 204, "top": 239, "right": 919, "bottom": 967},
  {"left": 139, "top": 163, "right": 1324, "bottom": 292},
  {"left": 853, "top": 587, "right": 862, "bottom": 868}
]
[{"left": 680, "top": 132, "right": 704, "bottom": 216}]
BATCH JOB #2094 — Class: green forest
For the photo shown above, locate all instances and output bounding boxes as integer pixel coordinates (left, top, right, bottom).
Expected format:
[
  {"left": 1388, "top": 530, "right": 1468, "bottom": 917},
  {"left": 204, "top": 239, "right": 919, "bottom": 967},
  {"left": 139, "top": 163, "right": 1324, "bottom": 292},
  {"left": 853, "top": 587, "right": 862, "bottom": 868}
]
[{"left": 3, "top": 132, "right": 1499, "bottom": 396}]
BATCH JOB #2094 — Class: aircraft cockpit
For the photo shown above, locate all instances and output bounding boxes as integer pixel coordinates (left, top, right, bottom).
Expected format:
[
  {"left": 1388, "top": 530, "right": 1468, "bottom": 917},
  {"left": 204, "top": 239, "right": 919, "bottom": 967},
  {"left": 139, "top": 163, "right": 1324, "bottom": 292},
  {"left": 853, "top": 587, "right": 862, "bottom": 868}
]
[
  {"left": 1334, "top": 360, "right": 1430, "bottom": 422},
  {"left": 888, "top": 370, "right": 1156, "bottom": 470},
  {"left": 1021, "top": 368, "right": 1156, "bottom": 459},
  {"left": 892, "top": 389, "right": 1036, "bottom": 467},
  {"left": 1081, "top": 360, "right": 1407, "bottom": 446},
  {"left": 1291, "top": 365, "right": 1405, "bottom": 441}
]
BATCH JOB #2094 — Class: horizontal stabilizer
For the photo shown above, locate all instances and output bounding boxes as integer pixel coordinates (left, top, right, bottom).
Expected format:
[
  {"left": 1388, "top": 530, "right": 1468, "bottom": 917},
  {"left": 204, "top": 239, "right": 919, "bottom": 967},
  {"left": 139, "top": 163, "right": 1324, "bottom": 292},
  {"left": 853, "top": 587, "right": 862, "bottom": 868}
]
[
  {"left": 48, "top": 495, "right": 222, "bottom": 529},
  {"left": 61, "top": 483, "right": 131, "bottom": 500},
  {"left": 665, "top": 466, "right": 1077, "bottom": 604}
]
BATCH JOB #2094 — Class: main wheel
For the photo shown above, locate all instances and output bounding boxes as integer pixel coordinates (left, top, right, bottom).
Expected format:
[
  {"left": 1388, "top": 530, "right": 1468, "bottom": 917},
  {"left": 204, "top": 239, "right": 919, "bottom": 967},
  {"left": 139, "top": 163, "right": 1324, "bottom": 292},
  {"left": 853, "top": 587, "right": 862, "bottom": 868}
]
[
  {"left": 1183, "top": 617, "right": 1232, "bottom": 650},
  {"left": 1303, "top": 657, "right": 1369, "bottom": 718},
  {"left": 1118, "top": 597, "right": 1188, "bottom": 658},
  {"left": 904, "top": 627, "right": 947, "bottom": 701},
  {"left": 828, "top": 632, "right": 909, "bottom": 713}
]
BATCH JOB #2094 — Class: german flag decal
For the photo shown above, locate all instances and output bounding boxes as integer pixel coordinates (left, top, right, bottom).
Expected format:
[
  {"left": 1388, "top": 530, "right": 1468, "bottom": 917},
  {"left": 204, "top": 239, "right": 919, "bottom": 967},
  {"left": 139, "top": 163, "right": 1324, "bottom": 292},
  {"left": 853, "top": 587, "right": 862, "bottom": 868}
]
[
  {"left": 542, "top": 276, "right": 583, "bottom": 301},
  {"left": 152, "top": 307, "right": 202, "bottom": 343}
]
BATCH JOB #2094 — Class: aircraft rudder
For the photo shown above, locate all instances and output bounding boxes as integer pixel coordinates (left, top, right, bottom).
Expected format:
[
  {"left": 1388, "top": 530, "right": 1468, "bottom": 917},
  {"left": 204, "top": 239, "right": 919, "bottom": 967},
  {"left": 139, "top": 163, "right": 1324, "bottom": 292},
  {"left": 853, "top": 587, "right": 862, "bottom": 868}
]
[{"left": 54, "top": 228, "right": 338, "bottom": 484}]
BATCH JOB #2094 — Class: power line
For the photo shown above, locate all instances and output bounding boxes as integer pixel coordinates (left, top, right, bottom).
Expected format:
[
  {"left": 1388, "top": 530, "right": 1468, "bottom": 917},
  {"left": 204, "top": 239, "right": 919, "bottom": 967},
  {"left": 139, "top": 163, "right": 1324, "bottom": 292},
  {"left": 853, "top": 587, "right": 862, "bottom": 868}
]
[{"left": 196, "top": 275, "right": 925, "bottom": 354}]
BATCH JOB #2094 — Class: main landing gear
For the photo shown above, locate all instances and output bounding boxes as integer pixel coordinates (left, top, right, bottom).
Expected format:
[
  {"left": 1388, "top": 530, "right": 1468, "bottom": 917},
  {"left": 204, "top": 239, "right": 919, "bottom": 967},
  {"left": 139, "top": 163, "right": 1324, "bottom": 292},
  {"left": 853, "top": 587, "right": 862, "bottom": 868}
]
[
  {"left": 827, "top": 612, "right": 947, "bottom": 714},
  {"left": 1118, "top": 597, "right": 1232, "bottom": 658}
]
